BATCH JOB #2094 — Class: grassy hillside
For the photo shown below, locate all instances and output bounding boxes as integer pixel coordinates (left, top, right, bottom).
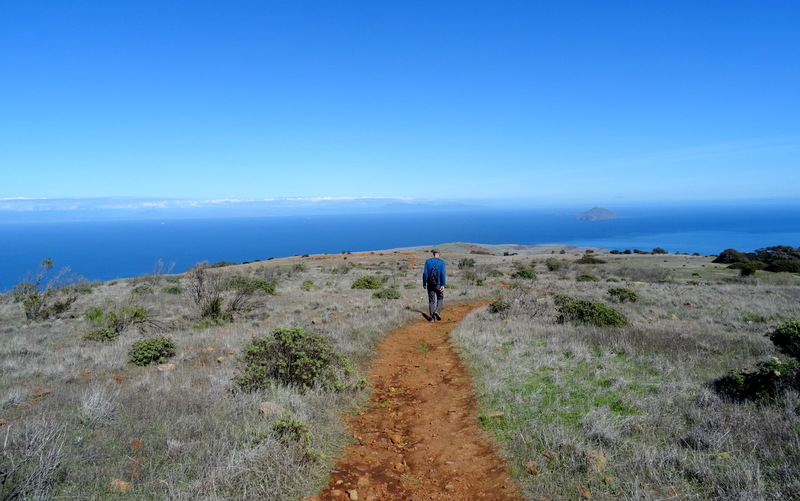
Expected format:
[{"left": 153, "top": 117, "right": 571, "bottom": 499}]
[{"left": 1, "top": 245, "right": 799, "bottom": 500}]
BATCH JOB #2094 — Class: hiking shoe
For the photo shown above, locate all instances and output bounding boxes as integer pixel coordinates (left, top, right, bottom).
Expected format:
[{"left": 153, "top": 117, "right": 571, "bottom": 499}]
[{"left": 433, "top": 312, "right": 441, "bottom": 321}]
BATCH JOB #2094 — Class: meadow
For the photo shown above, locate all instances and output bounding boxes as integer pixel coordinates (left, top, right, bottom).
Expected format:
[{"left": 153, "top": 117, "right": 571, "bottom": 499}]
[{"left": 1, "top": 244, "right": 798, "bottom": 500}]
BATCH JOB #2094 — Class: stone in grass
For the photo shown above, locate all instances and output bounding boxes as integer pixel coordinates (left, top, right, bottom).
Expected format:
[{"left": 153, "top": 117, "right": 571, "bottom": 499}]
[{"left": 259, "top": 401, "right": 285, "bottom": 418}]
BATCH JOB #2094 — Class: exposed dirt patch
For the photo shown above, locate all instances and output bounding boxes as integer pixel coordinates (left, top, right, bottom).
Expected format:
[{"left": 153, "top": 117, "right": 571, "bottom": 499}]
[{"left": 304, "top": 301, "right": 523, "bottom": 501}]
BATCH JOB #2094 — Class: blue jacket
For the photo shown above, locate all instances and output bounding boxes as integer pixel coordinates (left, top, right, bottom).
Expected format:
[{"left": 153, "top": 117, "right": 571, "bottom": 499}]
[{"left": 423, "top": 257, "right": 446, "bottom": 288}]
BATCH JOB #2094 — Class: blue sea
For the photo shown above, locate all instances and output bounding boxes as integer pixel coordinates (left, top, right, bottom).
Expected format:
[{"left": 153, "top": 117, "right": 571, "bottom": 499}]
[{"left": 2, "top": 202, "right": 799, "bottom": 290}]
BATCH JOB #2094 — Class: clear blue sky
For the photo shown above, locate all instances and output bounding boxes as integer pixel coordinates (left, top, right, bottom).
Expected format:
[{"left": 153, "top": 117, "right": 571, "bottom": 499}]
[{"left": 2, "top": 1, "right": 799, "bottom": 205}]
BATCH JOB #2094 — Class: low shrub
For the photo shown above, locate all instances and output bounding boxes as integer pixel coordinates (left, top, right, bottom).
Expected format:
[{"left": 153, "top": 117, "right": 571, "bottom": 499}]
[
  {"left": 372, "top": 288, "right": 400, "bottom": 299},
  {"left": 300, "top": 280, "right": 317, "bottom": 291},
  {"left": 235, "top": 328, "right": 355, "bottom": 392},
  {"left": 489, "top": 299, "right": 511, "bottom": 314},
  {"left": 713, "top": 356, "right": 800, "bottom": 401},
  {"left": 769, "top": 319, "right": 800, "bottom": 358},
  {"left": 608, "top": 287, "right": 638, "bottom": 303},
  {"left": 83, "top": 306, "right": 151, "bottom": 341},
  {"left": 576, "top": 255, "right": 606, "bottom": 264},
  {"left": 510, "top": 269, "right": 536, "bottom": 280},
  {"left": 545, "top": 257, "right": 562, "bottom": 272},
  {"left": 764, "top": 261, "right": 800, "bottom": 273},
  {"left": 128, "top": 336, "right": 177, "bottom": 366},
  {"left": 555, "top": 294, "right": 628, "bottom": 327},
  {"left": 226, "top": 276, "right": 276, "bottom": 295},
  {"left": 161, "top": 285, "right": 184, "bottom": 294},
  {"left": 131, "top": 284, "right": 154, "bottom": 295},
  {"left": 351, "top": 276, "right": 382, "bottom": 290},
  {"left": 271, "top": 419, "right": 312, "bottom": 443},
  {"left": 458, "top": 258, "right": 476, "bottom": 269},
  {"left": 12, "top": 259, "right": 83, "bottom": 320},
  {"left": 81, "top": 327, "right": 118, "bottom": 342},
  {"left": 577, "top": 274, "right": 599, "bottom": 282}
]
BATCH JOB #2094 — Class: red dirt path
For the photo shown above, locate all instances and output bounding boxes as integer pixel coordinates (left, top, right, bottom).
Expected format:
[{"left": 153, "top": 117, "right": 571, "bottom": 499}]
[{"left": 304, "top": 301, "right": 523, "bottom": 501}]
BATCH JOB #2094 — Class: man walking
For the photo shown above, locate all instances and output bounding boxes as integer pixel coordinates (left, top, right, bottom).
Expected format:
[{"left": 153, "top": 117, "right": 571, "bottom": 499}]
[{"left": 423, "top": 249, "right": 446, "bottom": 321}]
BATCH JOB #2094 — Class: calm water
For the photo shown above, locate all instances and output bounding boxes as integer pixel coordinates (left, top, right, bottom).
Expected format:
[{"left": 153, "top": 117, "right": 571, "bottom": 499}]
[{"left": 2, "top": 203, "right": 799, "bottom": 290}]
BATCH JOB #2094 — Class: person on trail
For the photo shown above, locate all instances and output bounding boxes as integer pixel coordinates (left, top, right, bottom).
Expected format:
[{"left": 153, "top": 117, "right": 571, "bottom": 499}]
[{"left": 423, "top": 249, "right": 446, "bottom": 321}]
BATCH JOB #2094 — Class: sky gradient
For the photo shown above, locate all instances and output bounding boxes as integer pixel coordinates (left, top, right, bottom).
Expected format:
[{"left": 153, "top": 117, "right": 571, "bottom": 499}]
[{"left": 2, "top": 1, "right": 799, "bottom": 206}]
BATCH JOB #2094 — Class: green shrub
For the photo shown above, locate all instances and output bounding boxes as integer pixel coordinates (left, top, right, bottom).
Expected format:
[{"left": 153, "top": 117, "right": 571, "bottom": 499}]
[
  {"left": 555, "top": 294, "right": 627, "bottom": 327},
  {"left": 372, "top": 288, "right": 401, "bottom": 299},
  {"left": 161, "top": 285, "right": 184, "bottom": 294},
  {"left": 608, "top": 287, "right": 638, "bottom": 303},
  {"left": 576, "top": 255, "right": 606, "bottom": 264},
  {"left": 488, "top": 269, "right": 505, "bottom": 278},
  {"left": 131, "top": 284, "right": 154, "bottom": 295},
  {"left": 84, "top": 306, "right": 105, "bottom": 324},
  {"left": 83, "top": 305, "right": 151, "bottom": 341},
  {"left": 300, "top": 280, "right": 317, "bottom": 291},
  {"left": 271, "top": 419, "right": 312, "bottom": 443},
  {"left": 235, "top": 328, "right": 355, "bottom": 392},
  {"left": 489, "top": 299, "right": 511, "bottom": 314},
  {"left": 545, "top": 257, "right": 562, "bottom": 272},
  {"left": 576, "top": 273, "right": 599, "bottom": 282},
  {"left": 769, "top": 319, "right": 800, "bottom": 358},
  {"left": 764, "top": 261, "right": 800, "bottom": 273},
  {"left": 81, "top": 327, "right": 118, "bottom": 342},
  {"left": 713, "top": 356, "right": 800, "bottom": 401},
  {"left": 128, "top": 336, "right": 177, "bottom": 366},
  {"left": 510, "top": 268, "right": 536, "bottom": 280},
  {"left": 226, "top": 276, "right": 276, "bottom": 295},
  {"left": 351, "top": 276, "right": 382, "bottom": 290}
]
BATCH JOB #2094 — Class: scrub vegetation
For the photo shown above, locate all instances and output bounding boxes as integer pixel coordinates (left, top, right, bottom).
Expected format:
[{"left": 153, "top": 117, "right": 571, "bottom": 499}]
[{"left": 1, "top": 245, "right": 799, "bottom": 499}]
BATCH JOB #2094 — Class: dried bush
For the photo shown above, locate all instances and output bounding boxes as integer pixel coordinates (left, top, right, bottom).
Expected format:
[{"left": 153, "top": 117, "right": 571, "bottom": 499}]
[
  {"left": 0, "top": 418, "right": 65, "bottom": 500},
  {"left": 188, "top": 262, "right": 274, "bottom": 322},
  {"left": 458, "top": 258, "right": 476, "bottom": 269},
  {"left": 11, "top": 259, "right": 84, "bottom": 320}
]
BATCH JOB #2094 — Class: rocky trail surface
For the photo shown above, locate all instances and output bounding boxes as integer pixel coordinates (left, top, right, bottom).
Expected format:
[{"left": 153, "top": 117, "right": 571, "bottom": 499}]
[{"left": 304, "top": 301, "right": 523, "bottom": 501}]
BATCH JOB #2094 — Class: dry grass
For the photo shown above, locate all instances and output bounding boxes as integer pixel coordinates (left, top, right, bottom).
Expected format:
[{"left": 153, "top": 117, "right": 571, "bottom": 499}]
[
  {"left": 452, "top": 252, "right": 800, "bottom": 500},
  {"left": 1, "top": 246, "right": 799, "bottom": 500}
]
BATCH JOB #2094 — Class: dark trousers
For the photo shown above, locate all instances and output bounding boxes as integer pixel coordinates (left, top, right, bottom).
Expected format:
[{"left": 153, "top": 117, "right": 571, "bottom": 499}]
[{"left": 427, "top": 286, "right": 444, "bottom": 316}]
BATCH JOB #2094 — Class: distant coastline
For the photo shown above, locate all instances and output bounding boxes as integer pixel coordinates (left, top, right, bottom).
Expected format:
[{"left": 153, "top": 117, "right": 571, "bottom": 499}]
[{"left": 2, "top": 201, "right": 800, "bottom": 290}]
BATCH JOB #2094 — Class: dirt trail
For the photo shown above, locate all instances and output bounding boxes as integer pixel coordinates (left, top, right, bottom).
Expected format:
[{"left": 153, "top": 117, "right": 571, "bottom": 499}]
[{"left": 304, "top": 301, "right": 523, "bottom": 501}]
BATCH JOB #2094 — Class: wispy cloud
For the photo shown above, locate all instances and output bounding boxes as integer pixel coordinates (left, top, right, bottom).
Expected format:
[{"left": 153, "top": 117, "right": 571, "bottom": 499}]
[{"left": 0, "top": 196, "right": 416, "bottom": 213}]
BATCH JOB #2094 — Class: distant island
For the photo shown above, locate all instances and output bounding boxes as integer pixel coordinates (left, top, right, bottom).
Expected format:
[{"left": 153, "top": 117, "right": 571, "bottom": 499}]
[{"left": 574, "top": 207, "right": 619, "bottom": 221}]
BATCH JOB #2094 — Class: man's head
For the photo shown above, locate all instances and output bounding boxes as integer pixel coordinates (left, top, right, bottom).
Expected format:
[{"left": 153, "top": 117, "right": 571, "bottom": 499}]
[{"left": 431, "top": 249, "right": 440, "bottom": 257}]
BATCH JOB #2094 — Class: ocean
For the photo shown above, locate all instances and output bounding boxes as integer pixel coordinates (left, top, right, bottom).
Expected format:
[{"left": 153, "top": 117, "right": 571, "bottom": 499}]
[{"left": 2, "top": 202, "right": 799, "bottom": 290}]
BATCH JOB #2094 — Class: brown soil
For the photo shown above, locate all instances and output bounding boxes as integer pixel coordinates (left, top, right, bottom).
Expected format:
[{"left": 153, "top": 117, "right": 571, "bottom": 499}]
[{"left": 304, "top": 301, "right": 524, "bottom": 501}]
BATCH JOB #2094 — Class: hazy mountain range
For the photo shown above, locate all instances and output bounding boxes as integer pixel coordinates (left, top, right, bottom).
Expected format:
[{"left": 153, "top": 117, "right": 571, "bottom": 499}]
[{"left": 0, "top": 197, "right": 498, "bottom": 222}]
